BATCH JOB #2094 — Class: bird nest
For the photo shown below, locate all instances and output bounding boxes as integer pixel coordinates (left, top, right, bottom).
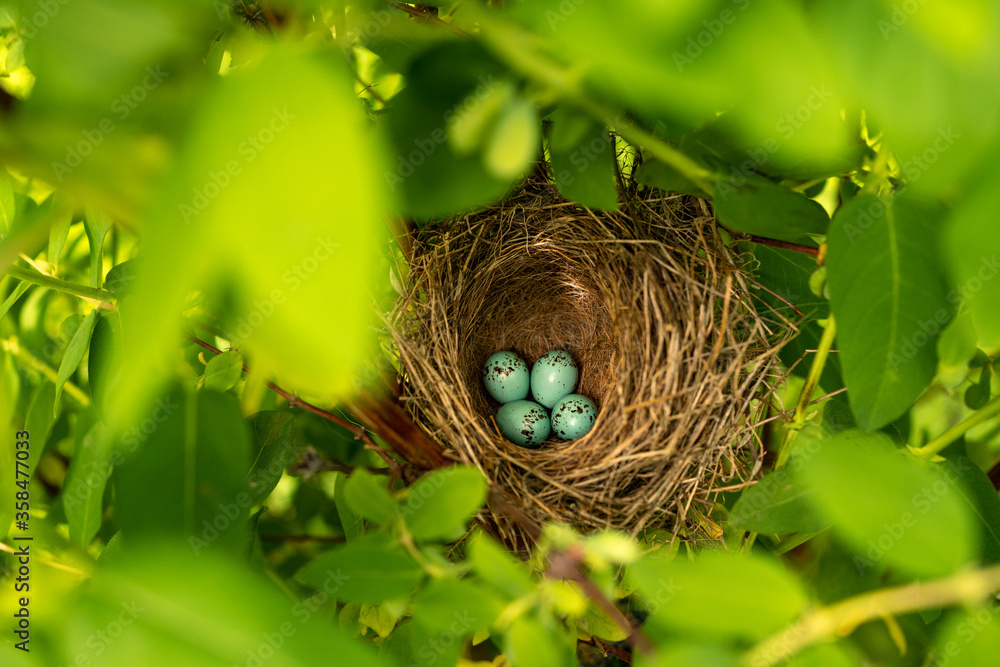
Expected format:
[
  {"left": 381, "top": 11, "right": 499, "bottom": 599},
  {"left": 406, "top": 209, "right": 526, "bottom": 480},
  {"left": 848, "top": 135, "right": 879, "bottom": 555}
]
[{"left": 389, "top": 177, "right": 780, "bottom": 548}]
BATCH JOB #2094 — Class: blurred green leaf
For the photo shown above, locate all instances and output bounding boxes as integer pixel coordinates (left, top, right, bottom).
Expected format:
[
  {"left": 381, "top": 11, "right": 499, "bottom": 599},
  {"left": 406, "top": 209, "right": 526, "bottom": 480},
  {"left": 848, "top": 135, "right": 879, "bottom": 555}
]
[
  {"left": 635, "top": 643, "right": 739, "bottom": 667},
  {"left": 945, "top": 160, "right": 1000, "bottom": 353},
  {"left": 827, "top": 194, "right": 951, "bottom": 429},
  {"left": 295, "top": 534, "right": 423, "bottom": 604},
  {"left": 0, "top": 347, "right": 22, "bottom": 539},
  {"left": 729, "top": 468, "right": 829, "bottom": 534},
  {"left": 634, "top": 158, "right": 708, "bottom": 198},
  {"left": 111, "top": 46, "right": 390, "bottom": 428},
  {"left": 505, "top": 614, "right": 574, "bottom": 667},
  {"left": 795, "top": 430, "right": 977, "bottom": 578},
  {"left": 54, "top": 308, "right": 98, "bottom": 415},
  {"left": 483, "top": 94, "right": 538, "bottom": 180},
  {"left": 946, "top": 455, "right": 1000, "bottom": 565},
  {"left": 400, "top": 466, "right": 487, "bottom": 542},
  {"left": 938, "top": 310, "right": 979, "bottom": 388},
  {"left": 47, "top": 209, "right": 73, "bottom": 267},
  {"left": 933, "top": 606, "right": 1000, "bottom": 667},
  {"left": 548, "top": 107, "right": 618, "bottom": 210},
  {"left": 245, "top": 411, "right": 296, "bottom": 506},
  {"left": 25, "top": 381, "right": 58, "bottom": 478},
  {"left": 334, "top": 470, "right": 366, "bottom": 543},
  {"left": 114, "top": 388, "right": 251, "bottom": 556},
  {"left": 203, "top": 350, "right": 243, "bottom": 392},
  {"left": 0, "top": 280, "right": 30, "bottom": 322},
  {"left": 412, "top": 578, "right": 503, "bottom": 634},
  {"left": 788, "top": 643, "right": 861, "bottom": 667},
  {"left": 714, "top": 175, "right": 829, "bottom": 243},
  {"left": 468, "top": 531, "right": 534, "bottom": 598},
  {"left": 359, "top": 603, "right": 397, "bottom": 639},
  {"left": 63, "top": 542, "right": 388, "bottom": 667},
  {"left": 63, "top": 410, "right": 113, "bottom": 546},
  {"left": 630, "top": 551, "right": 808, "bottom": 641},
  {"left": 344, "top": 468, "right": 396, "bottom": 526}
]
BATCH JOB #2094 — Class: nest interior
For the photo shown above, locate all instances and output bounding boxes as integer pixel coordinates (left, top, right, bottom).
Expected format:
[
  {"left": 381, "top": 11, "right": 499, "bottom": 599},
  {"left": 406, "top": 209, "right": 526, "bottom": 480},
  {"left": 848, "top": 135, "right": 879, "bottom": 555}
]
[{"left": 391, "top": 178, "right": 780, "bottom": 546}]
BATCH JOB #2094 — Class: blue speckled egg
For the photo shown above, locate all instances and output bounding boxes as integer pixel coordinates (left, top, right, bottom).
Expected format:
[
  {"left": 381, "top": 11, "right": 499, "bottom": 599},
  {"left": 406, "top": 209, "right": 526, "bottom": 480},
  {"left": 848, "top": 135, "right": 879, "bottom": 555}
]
[
  {"left": 530, "top": 350, "right": 578, "bottom": 408},
  {"left": 496, "top": 400, "right": 551, "bottom": 448},
  {"left": 551, "top": 394, "right": 597, "bottom": 440},
  {"left": 483, "top": 351, "right": 530, "bottom": 403}
]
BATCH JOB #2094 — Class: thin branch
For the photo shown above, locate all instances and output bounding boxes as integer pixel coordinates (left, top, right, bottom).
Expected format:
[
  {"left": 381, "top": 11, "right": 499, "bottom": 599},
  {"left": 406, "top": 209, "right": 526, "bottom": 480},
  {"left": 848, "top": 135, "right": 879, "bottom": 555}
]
[
  {"left": 745, "top": 564, "right": 1000, "bottom": 666},
  {"left": 911, "top": 394, "right": 1000, "bottom": 459},
  {"left": 389, "top": 2, "right": 472, "bottom": 37},
  {"left": 5, "top": 264, "right": 116, "bottom": 305},
  {"left": 742, "top": 234, "right": 820, "bottom": 257},
  {"left": 184, "top": 334, "right": 403, "bottom": 474}
]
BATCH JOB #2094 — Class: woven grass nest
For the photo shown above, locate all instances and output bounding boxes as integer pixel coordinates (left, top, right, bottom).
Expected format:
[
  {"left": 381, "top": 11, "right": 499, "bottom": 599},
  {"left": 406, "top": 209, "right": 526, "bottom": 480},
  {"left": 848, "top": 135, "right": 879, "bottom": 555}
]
[{"left": 390, "top": 175, "right": 781, "bottom": 548}]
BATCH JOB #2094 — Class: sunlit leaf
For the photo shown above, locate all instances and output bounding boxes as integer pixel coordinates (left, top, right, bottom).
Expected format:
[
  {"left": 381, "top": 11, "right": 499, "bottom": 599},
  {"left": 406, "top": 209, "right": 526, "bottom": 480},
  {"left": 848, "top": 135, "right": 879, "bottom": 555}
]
[{"left": 54, "top": 309, "right": 98, "bottom": 415}]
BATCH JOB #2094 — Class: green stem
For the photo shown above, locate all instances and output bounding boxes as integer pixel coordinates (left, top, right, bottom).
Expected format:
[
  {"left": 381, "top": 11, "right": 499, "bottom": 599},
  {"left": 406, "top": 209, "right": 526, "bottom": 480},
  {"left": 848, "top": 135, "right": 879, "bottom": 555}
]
[
  {"left": 771, "top": 529, "right": 827, "bottom": 556},
  {"left": 776, "top": 315, "right": 837, "bottom": 469},
  {"left": 911, "top": 394, "right": 1000, "bottom": 459},
  {"left": 5, "top": 264, "right": 116, "bottom": 304},
  {"left": 743, "top": 563, "right": 1000, "bottom": 666},
  {"left": 475, "top": 15, "right": 716, "bottom": 196},
  {"left": 1, "top": 337, "right": 90, "bottom": 406}
]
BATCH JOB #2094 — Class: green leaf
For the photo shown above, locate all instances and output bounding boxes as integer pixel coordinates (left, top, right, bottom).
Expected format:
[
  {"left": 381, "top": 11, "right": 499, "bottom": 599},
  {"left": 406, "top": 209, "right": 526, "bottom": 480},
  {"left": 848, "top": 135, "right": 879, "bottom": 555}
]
[
  {"left": 245, "top": 411, "right": 297, "bottom": 506},
  {"left": 729, "top": 468, "right": 829, "bottom": 534},
  {"left": 111, "top": 46, "right": 390, "bottom": 429},
  {"left": 827, "top": 194, "right": 951, "bottom": 430},
  {"left": 629, "top": 551, "right": 808, "bottom": 641},
  {"left": 548, "top": 107, "right": 618, "bottom": 210},
  {"left": 295, "top": 535, "right": 423, "bottom": 604},
  {"left": 359, "top": 603, "right": 398, "bottom": 639},
  {"left": 714, "top": 175, "right": 829, "bottom": 243},
  {"left": 88, "top": 309, "right": 122, "bottom": 417},
  {"left": 0, "top": 348, "right": 22, "bottom": 539},
  {"left": 63, "top": 410, "right": 113, "bottom": 546},
  {"left": 64, "top": 542, "right": 388, "bottom": 667},
  {"left": 411, "top": 578, "right": 503, "bottom": 633},
  {"left": 634, "top": 158, "right": 708, "bottom": 198},
  {"left": 344, "top": 468, "right": 396, "bottom": 526},
  {"left": 83, "top": 207, "right": 113, "bottom": 288},
  {"left": 384, "top": 41, "right": 515, "bottom": 220},
  {"left": 635, "top": 643, "right": 739, "bottom": 667},
  {"left": 937, "top": 310, "right": 979, "bottom": 389},
  {"left": 788, "top": 643, "right": 860, "bottom": 667},
  {"left": 505, "top": 614, "right": 575, "bottom": 667},
  {"left": 578, "top": 602, "right": 629, "bottom": 642},
  {"left": 54, "top": 308, "right": 98, "bottom": 415},
  {"left": 334, "top": 471, "right": 365, "bottom": 542},
  {"left": 945, "top": 160, "right": 1000, "bottom": 352},
  {"left": 468, "top": 532, "right": 535, "bottom": 598},
  {"left": 203, "top": 350, "right": 243, "bottom": 392},
  {"left": 0, "top": 280, "right": 30, "bottom": 323},
  {"left": 114, "top": 388, "right": 252, "bottom": 556},
  {"left": 25, "top": 382, "right": 58, "bottom": 479},
  {"left": 399, "top": 466, "right": 487, "bottom": 541},
  {"left": 934, "top": 607, "right": 1000, "bottom": 667},
  {"left": 47, "top": 209, "right": 73, "bottom": 266},
  {"left": 795, "top": 429, "right": 977, "bottom": 578},
  {"left": 945, "top": 455, "right": 1000, "bottom": 565},
  {"left": 103, "top": 260, "right": 138, "bottom": 296},
  {"left": 0, "top": 168, "right": 16, "bottom": 235}
]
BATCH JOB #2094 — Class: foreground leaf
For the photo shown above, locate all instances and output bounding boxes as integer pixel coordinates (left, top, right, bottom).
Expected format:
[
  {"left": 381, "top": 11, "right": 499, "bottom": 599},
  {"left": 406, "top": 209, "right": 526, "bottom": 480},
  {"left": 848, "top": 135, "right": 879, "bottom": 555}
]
[
  {"left": 295, "top": 535, "right": 423, "bottom": 604},
  {"left": 827, "top": 194, "right": 950, "bottom": 429}
]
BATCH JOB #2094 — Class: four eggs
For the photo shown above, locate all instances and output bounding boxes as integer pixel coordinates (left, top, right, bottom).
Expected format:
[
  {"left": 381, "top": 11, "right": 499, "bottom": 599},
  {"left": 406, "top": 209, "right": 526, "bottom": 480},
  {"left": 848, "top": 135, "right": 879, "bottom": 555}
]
[{"left": 482, "top": 350, "right": 597, "bottom": 448}]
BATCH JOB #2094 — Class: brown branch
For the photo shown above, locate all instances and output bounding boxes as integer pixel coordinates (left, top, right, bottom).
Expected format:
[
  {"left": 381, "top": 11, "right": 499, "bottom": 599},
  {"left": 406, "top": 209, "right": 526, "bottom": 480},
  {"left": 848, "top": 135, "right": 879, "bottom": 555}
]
[
  {"left": 389, "top": 2, "right": 472, "bottom": 38},
  {"left": 184, "top": 334, "right": 405, "bottom": 475},
  {"left": 547, "top": 547, "right": 653, "bottom": 656},
  {"left": 740, "top": 233, "right": 820, "bottom": 257}
]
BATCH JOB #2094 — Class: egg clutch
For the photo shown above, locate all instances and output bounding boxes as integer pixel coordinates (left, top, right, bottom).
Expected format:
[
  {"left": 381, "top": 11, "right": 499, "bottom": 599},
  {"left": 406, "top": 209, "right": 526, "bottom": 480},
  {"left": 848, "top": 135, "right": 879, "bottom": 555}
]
[{"left": 482, "top": 350, "right": 597, "bottom": 448}]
